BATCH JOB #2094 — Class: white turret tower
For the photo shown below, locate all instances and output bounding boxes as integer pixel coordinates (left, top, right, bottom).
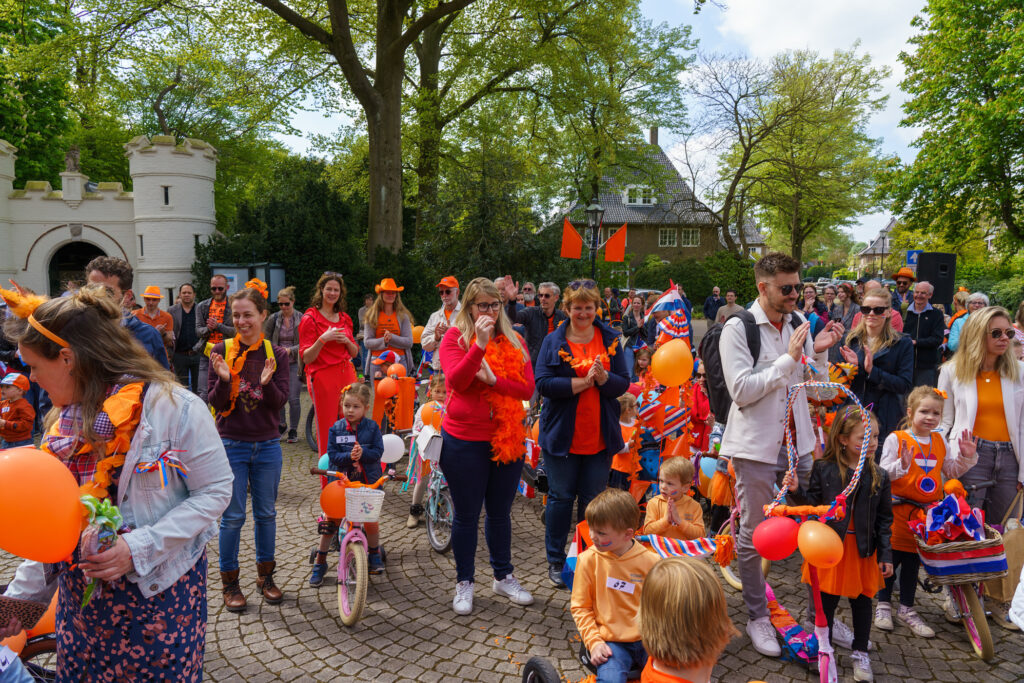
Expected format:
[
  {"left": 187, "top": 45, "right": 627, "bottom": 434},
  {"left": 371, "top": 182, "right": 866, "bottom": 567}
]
[
  {"left": 125, "top": 135, "right": 217, "bottom": 296},
  {"left": 0, "top": 140, "right": 16, "bottom": 287}
]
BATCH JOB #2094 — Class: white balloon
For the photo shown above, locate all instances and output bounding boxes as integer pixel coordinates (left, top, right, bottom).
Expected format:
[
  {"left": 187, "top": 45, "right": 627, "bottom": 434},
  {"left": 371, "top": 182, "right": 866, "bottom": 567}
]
[{"left": 381, "top": 434, "right": 405, "bottom": 464}]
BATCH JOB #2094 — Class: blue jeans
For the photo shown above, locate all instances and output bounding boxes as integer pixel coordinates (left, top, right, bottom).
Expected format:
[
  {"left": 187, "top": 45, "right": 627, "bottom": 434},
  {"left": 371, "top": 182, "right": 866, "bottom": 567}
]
[
  {"left": 439, "top": 430, "right": 523, "bottom": 583},
  {"left": 621, "top": 345, "right": 635, "bottom": 382},
  {"left": 596, "top": 640, "right": 647, "bottom": 683},
  {"left": 0, "top": 438, "right": 33, "bottom": 449},
  {"left": 219, "top": 438, "right": 283, "bottom": 571},
  {"left": 545, "top": 450, "right": 613, "bottom": 565},
  {"left": 962, "top": 438, "right": 1020, "bottom": 526}
]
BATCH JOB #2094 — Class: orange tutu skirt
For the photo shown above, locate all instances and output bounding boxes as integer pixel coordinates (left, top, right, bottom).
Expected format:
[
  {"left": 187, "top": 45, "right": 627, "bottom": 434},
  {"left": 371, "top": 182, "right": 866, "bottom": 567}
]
[{"left": 802, "top": 532, "right": 882, "bottom": 599}]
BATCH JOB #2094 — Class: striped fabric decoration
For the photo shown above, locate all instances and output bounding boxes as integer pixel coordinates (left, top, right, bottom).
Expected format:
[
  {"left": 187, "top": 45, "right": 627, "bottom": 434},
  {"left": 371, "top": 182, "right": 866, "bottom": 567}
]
[
  {"left": 918, "top": 545, "right": 1008, "bottom": 578},
  {"left": 638, "top": 534, "right": 716, "bottom": 559}
]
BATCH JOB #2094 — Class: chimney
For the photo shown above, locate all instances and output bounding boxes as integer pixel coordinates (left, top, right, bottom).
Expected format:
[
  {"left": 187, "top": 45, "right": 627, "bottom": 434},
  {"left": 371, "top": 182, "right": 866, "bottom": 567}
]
[{"left": 649, "top": 126, "right": 659, "bottom": 146}]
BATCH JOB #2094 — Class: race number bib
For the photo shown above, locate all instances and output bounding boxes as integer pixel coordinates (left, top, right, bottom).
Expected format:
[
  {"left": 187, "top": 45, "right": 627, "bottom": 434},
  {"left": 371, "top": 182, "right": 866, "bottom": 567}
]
[
  {"left": 606, "top": 577, "right": 635, "bottom": 594},
  {"left": 335, "top": 434, "right": 356, "bottom": 445}
]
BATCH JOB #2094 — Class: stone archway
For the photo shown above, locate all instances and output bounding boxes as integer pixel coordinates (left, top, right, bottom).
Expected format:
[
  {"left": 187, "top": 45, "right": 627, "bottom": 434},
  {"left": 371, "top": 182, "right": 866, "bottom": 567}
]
[{"left": 47, "top": 242, "right": 106, "bottom": 296}]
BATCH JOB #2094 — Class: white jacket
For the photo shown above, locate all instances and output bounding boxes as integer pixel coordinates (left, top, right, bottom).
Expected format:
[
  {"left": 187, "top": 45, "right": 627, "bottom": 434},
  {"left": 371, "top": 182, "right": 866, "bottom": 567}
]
[
  {"left": 938, "top": 361, "right": 1024, "bottom": 481},
  {"left": 421, "top": 303, "right": 460, "bottom": 371},
  {"left": 719, "top": 300, "right": 826, "bottom": 464}
]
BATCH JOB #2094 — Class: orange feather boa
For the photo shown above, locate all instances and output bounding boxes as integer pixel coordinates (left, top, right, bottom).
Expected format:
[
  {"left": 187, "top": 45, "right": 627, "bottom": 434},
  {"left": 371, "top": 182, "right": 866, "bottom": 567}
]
[{"left": 480, "top": 335, "right": 528, "bottom": 464}]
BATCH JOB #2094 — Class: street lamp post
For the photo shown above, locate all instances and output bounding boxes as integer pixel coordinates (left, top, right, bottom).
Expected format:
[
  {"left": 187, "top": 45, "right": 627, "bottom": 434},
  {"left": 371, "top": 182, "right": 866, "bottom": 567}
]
[{"left": 584, "top": 197, "right": 605, "bottom": 281}]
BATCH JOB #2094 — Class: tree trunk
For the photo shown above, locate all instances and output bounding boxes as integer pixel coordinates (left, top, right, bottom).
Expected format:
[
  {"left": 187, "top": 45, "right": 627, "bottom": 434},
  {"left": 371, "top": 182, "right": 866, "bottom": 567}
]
[{"left": 414, "top": 24, "right": 443, "bottom": 240}]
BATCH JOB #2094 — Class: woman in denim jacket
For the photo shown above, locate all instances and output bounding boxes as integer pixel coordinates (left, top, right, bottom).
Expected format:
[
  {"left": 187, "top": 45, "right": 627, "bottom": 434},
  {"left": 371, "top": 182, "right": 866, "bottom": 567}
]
[{"left": 0, "top": 283, "right": 232, "bottom": 681}]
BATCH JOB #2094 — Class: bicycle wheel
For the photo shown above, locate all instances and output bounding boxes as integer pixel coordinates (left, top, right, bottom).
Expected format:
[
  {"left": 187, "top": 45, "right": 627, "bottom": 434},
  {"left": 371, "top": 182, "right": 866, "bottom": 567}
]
[
  {"left": 952, "top": 584, "right": 994, "bottom": 661},
  {"left": 521, "top": 656, "right": 560, "bottom": 683},
  {"left": 426, "top": 487, "right": 453, "bottom": 554},
  {"left": 305, "top": 408, "right": 318, "bottom": 452},
  {"left": 716, "top": 520, "right": 771, "bottom": 591},
  {"left": 20, "top": 634, "right": 57, "bottom": 682},
  {"left": 337, "top": 539, "right": 368, "bottom": 626},
  {"left": 817, "top": 652, "right": 831, "bottom": 683}
]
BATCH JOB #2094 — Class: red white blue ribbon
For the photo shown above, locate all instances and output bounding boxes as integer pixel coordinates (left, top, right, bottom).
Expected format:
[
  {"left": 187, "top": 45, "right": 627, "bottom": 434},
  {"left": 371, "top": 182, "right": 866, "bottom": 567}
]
[{"left": 134, "top": 450, "right": 189, "bottom": 488}]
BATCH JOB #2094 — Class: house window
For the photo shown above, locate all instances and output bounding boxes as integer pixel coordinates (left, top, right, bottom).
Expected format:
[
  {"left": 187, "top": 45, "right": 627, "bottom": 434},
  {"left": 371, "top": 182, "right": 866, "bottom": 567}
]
[
  {"left": 680, "top": 228, "right": 700, "bottom": 247},
  {"left": 658, "top": 228, "right": 677, "bottom": 248},
  {"left": 626, "top": 186, "right": 656, "bottom": 205},
  {"left": 162, "top": 186, "right": 170, "bottom": 205},
  {"left": 748, "top": 246, "right": 761, "bottom": 258},
  {"left": 138, "top": 234, "right": 144, "bottom": 257},
  {"left": 605, "top": 226, "right": 626, "bottom": 245}
]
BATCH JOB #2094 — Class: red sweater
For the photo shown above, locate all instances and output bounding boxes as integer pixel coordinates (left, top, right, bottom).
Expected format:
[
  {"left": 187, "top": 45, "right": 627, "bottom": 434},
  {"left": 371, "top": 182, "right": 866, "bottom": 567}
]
[{"left": 438, "top": 326, "right": 534, "bottom": 442}]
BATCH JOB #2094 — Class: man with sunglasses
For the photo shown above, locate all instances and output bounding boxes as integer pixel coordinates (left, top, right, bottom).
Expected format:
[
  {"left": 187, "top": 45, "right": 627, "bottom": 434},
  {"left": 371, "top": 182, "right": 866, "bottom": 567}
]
[
  {"left": 891, "top": 267, "right": 916, "bottom": 314},
  {"left": 521, "top": 282, "right": 537, "bottom": 307},
  {"left": 718, "top": 252, "right": 844, "bottom": 658},
  {"left": 196, "top": 274, "right": 235, "bottom": 401},
  {"left": 500, "top": 278, "right": 567, "bottom": 369},
  {"left": 421, "top": 276, "right": 462, "bottom": 373},
  {"left": 904, "top": 280, "right": 944, "bottom": 386}
]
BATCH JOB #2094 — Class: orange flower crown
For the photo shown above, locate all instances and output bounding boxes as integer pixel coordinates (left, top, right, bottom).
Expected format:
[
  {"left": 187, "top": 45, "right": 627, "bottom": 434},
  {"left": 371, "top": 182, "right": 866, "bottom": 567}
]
[{"left": 245, "top": 278, "right": 269, "bottom": 299}]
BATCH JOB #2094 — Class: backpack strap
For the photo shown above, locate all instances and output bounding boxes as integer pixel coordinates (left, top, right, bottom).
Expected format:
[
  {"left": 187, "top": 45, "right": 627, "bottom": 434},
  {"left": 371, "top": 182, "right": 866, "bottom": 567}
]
[{"left": 729, "top": 309, "right": 761, "bottom": 363}]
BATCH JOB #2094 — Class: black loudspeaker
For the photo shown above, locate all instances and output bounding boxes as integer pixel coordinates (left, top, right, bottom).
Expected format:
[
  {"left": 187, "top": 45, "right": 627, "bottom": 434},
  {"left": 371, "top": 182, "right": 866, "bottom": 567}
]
[{"left": 917, "top": 252, "right": 957, "bottom": 307}]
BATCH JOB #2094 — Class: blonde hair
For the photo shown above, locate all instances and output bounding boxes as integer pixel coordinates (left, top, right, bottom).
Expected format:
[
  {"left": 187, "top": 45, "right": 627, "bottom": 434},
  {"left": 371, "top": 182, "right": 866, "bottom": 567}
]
[
  {"left": 562, "top": 279, "right": 602, "bottom": 310},
  {"left": 453, "top": 278, "right": 524, "bottom": 355},
  {"left": 640, "top": 557, "right": 738, "bottom": 669},
  {"left": 617, "top": 392, "right": 636, "bottom": 420},
  {"left": 342, "top": 382, "right": 372, "bottom": 408},
  {"left": 277, "top": 285, "right": 296, "bottom": 301},
  {"left": 952, "top": 290, "right": 969, "bottom": 313},
  {"left": 947, "top": 306, "right": 1021, "bottom": 384},
  {"left": 428, "top": 372, "right": 446, "bottom": 396},
  {"left": 898, "top": 385, "right": 945, "bottom": 430},
  {"left": 846, "top": 288, "right": 901, "bottom": 353},
  {"left": 364, "top": 288, "right": 414, "bottom": 330},
  {"left": 585, "top": 488, "right": 641, "bottom": 532},
  {"left": 3, "top": 284, "right": 174, "bottom": 453},
  {"left": 822, "top": 406, "right": 883, "bottom": 495},
  {"left": 659, "top": 456, "right": 694, "bottom": 485}
]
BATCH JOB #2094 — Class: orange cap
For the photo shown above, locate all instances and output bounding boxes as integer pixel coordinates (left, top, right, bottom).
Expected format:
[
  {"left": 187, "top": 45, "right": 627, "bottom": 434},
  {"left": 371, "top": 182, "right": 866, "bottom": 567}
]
[
  {"left": 141, "top": 285, "right": 163, "bottom": 299},
  {"left": 436, "top": 276, "right": 459, "bottom": 290}
]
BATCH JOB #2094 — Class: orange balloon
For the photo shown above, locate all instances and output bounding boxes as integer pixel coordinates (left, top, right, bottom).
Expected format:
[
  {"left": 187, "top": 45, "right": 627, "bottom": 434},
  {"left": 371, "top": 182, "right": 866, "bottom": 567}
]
[
  {"left": 420, "top": 401, "right": 436, "bottom": 427},
  {"left": 530, "top": 420, "right": 540, "bottom": 443},
  {"left": 412, "top": 325, "right": 425, "bottom": 344},
  {"left": 0, "top": 447, "right": 82, "bottom": 562},
  {"left": 697, "top": 470, "right": 711, "bottom": 497},
  {"left": 1, "top": 629, "right": 26, "bottom": 654},
  {"left": 26, "top": 592, "right": 57, "bottom": 637},
  {"left": 650, "top": 338, "right": 693, "bottom": 387},
  {"left": 376, "top": 376, "right": 399, "bottom": 398},
  {"left": 798, "top": 520, "right": 844, "bottom": 568},
  {"left": 387, "top": 364, "right": 407, "bottom": 379},
  {"left": 319, "top": 480, "right": 347, "bottom": 518}
]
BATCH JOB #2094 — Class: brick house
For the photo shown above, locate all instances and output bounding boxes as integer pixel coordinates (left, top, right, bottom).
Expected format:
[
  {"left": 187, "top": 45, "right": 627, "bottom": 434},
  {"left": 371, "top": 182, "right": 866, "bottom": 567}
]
[{"left": 566, "top": 128, "right": 766, "bottom": 267}]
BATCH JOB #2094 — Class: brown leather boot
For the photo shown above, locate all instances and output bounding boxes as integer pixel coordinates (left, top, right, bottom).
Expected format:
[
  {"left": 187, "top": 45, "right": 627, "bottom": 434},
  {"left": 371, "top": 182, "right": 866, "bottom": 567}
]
[
  {"left": 220, "top": 570, "right": 247, "bottom": 613},
  {"left": 256, "top": 561, "right": 284, "bottom": 604}
]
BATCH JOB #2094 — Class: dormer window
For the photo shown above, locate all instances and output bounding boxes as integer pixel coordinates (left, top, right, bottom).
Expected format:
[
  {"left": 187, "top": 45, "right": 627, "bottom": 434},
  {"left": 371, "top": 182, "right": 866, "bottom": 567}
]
[{"left": 625, "top": 186, "right": 656, "bottom": 206}]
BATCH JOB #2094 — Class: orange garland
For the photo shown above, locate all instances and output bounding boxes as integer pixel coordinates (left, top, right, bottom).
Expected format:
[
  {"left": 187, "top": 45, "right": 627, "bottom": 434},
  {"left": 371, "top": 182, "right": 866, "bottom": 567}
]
[
  {"left": 219, "top": 334, "right": 267, "bottom": 418},
  {"left": 557, "top": 337, "right": 618, "bottom": 371},
  {"left": 480, "top": 335, "right": 528, "bottom": 464}
]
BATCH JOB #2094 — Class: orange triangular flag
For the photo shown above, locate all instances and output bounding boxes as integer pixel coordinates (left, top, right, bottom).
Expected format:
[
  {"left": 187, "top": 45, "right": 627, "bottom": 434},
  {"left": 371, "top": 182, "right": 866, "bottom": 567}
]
[
  {"left": 657, "top": 385, "right": 680, "bottom": 408},
  {"left": 560, "top": 217, "right": 583, "bottom": 259},
  {"left": 629, "top": 479, "right": 651, "bottom": 503},
  {"left": 604, "top": 223, "right": 627, "bottom": 262}
]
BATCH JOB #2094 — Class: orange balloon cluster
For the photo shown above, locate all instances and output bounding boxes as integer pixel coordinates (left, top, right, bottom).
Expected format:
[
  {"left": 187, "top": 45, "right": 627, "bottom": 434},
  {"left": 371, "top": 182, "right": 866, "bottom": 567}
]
[
  {"left": 798, "top": 520, "right": 844, "bottom": 568},
  {"left": 387, "top": 364, "right": 407, "bottom": 379},
  {"left": 26, "top": 593, "right": 57, "bottom": 637},
  {"left": 376, "top": 377, "right": 399, "bottom": 399},
  {"left": 650, "top": 338, "right": 693, "bottom": 387},
  {"left": 320, "top": 480, "right": 347, "bottom": 518},
  {"left": 419, "top": 401, "right": 443, "bottom": 430},
  {"left": 0, "top": 447, "right": 82, "bottom": 563}
]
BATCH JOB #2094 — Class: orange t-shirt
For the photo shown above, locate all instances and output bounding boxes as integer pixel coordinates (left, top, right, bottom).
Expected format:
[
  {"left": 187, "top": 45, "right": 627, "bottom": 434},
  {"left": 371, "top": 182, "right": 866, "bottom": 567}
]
[
  {"left": 612, "top": 421, "right": 637, "bottom": 474},
  {"left": 547, "top": 315, "right": 556, "bottom": 334},
  {"left": 208, "top": 299, "right": 227, "bottom": 344},
  {"left": 890, "top": 430, "right": 946, "bottom": 553},
  {"left": 568, "top": 335, "right": 609, "bottom": 455},
  {"left": 375, "top": 311, "right": 404, "bottom": 358},
  {"left": 974, "top": 372, "right": 1010, "bottom": 442},
  {"left": 641, "top": 660, "right": 694, "bottom": 683}
]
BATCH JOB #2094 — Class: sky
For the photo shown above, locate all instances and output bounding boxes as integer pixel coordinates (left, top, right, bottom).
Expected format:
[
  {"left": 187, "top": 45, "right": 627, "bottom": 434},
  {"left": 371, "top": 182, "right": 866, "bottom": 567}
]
[{"left": 276, "top": 0, "right": 926, "bottom": 246}]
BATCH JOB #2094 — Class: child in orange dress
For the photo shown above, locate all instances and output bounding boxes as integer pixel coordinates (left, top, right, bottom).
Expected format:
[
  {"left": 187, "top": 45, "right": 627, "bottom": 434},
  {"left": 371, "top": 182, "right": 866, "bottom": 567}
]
[
  {"left": 803, "top": 407, "right": 893, "bottom": 683},
  {"left": 638, "top": 556, "right": 737, "bottom": 682},
  {"left": 642, "top": 457, "right": 705, "bottom": 541},
  {"left": 875, "top": 386, "right": 978, "bottom": 638},
  {"left": 610, "top": 393, "right": 638, "bottom": 491}
]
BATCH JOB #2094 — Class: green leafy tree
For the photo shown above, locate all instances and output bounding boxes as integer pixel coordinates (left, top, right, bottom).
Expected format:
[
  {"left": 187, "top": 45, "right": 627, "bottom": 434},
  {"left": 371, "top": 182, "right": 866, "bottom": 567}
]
[{"left": 882, "top": 0, "right": 1024, "bottom": 245}]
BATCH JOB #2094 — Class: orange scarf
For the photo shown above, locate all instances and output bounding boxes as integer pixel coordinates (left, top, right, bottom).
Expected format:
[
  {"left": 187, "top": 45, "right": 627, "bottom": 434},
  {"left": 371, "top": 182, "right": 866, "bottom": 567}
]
[
  {"left": 480, "top": 335, "right": 528, "bottom": 464},
  {"left": 220, "top": 334, "right": 267, "bottom": 418}
]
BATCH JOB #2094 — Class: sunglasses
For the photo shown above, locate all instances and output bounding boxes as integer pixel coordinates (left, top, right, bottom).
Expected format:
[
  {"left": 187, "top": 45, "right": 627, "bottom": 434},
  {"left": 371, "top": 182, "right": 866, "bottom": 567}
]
[
  {"left": 322, "top": 271, "right": 343, "bottom": 278},
  {"left": 474, "top": 302, "right": 502, "bottom": 313},
  {"left": 860, "top": 305, "right": 890, "bottom": 316},
  {"left": 210, "top": 286, "right": 225, "bottom": 292},
  {"left": 990, "top": 328, "right": 1016, "bottom": 340},
  {"left": 523, "top": 287, "right": 535, "bottom": 292},
  {"left": 538, "top": 292, "right": 554, "bottom": 299},
  {"left": 771, "top": 283, "right": 797, "bottom": 295},
  {"left": 897, "top": 280, "right": 912, "bottom": 286},
  {"left": 278, "top": 301, "right": 292, "bottom": 307},
  {"left": 439, "top": 289, "right": 454, "bottom": 296},
  {"left": 568, "top": 280, "right": 597, "bottom": 291},
  {"left": 696, "top": 373, "right": 706, "bottom": 379}
]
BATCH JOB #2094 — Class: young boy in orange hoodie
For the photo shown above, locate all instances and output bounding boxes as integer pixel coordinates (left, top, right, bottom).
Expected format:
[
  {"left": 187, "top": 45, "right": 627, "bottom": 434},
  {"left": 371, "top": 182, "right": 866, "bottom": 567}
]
[
  {"left": 642, "top": 457, "right": 704, "bottom": 541},
  {"left": 571, "top": 488, "right": 659, "bottom": 681},
  {"left": 0, "top": 373, "right": 34, "bottom": 448}
]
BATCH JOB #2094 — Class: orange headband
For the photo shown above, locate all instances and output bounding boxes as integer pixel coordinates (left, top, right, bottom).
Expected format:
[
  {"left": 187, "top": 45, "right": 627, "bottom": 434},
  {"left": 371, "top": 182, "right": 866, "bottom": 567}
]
[{"left": 28, "top": 313, "right": 69, "bottom": 348}]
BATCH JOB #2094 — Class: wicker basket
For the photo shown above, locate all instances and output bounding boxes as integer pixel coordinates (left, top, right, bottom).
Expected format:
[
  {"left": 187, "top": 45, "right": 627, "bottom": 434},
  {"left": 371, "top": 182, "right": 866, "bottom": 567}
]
[
  {"left": 915, "top": 524, "right": 1009, "bottom": 586},
  {"left": 345, "top": 488, "right": 386, "bottom": 523}
]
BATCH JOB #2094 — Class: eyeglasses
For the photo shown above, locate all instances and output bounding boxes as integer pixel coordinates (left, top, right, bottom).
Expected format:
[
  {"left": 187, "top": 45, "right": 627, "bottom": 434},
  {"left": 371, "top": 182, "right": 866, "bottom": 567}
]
[
  {"left": 860, "top": 305, "right": 890, "bottom": 316},
  {"left": 990, "top": 328, "right": 1016, "bottom": 340},
  {"left": 474, "top": 302, "right": 502, "bottom": 313},
  {"left": 771, "top": 283, "right": 797, "bottom": 295},
  {"left": 439, "top": 289, "right": 454, "bottom": 296},
  {"left": 568, "top": 280, "right": 597, "bottom": 291},
  {"left": 537, "top": 292, "right": 554, "bottom": 299},
  {"left": 210, "top": 287, "right": 225, "bottom": 292}
]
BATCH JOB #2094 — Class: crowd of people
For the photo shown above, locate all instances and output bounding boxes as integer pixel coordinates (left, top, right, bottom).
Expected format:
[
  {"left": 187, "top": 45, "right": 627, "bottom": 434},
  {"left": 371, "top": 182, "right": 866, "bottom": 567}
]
[{"left": 0, "top": 251, "right": 1023, "bottom": 683}]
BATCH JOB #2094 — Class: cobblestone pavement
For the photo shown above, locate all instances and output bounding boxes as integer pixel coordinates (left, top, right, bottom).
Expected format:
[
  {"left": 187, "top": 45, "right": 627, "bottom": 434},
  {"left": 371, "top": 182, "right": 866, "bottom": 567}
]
[{"left": 3, "top": 391, "right": 1023, "bottom": 682}]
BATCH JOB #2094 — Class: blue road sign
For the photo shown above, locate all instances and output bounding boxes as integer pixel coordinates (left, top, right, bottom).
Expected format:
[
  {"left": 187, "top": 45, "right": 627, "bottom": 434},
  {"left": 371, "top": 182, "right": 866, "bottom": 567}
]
[{"left": 907, "top": 249, "right": 923, "bottom": 265}]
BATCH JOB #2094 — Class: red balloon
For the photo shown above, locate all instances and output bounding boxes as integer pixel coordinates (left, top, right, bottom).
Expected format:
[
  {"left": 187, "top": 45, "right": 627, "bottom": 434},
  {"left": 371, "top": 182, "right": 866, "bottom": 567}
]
[
  {"left": 752, "top": 516, "right": 800, "bottom": 561},
  {"left": 376, "top": 376, "right": 399, "bottom": 398},
  {"left": 319, "top": 481, "right": 347, "bottom": 519},
  {"left": 798, "top": 520, "right": 844, "bottom": 568},
  {"left": 0, "top": 447, "right": 82, "bottom": 562},
  {"left": 387, "top": 364, "right": 407, "bottom": 379}
]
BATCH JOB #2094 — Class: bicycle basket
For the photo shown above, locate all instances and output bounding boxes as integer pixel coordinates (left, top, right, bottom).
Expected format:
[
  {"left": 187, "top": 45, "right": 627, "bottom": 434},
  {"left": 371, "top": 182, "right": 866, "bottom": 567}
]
[
  {"left": 915, "top": 524, "right": 1008, "bottom": 585},
  {"left": 345, "top": 487, "right": 385, "bottom": 523}
]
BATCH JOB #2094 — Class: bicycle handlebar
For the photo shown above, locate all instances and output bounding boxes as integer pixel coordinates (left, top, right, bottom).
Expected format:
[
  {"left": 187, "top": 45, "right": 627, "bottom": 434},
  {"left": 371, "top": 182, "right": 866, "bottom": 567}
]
[
  {"left": 309, "top": 468, "right": 408, "bottom": 486},
  {"left": 766, "top": 503, "right": 842, "bottom": 520}
]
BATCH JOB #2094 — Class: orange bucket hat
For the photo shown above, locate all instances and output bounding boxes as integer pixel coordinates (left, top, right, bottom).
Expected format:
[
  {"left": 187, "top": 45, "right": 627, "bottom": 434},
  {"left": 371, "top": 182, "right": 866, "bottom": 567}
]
[
  {"left": 893, "top": 267, "right": 916, "bottom": 282},
  {"left": 141, "top": 285, "right": 163, "bottom": 299},
  {"left": 375, "top": 278, "right": 404, "bottom": 293}
]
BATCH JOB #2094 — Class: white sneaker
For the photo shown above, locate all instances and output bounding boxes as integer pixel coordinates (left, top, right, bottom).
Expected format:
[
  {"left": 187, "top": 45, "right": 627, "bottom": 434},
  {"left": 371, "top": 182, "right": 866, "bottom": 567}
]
[
  {"left": 873, "top": 602, "right": 893, "bottom": 631},
  {"left": 746, "top": 616, "right": 781, "bottom": 657},
  {"left": 850, "top": 650, "right": 873, "bottom": 682},
  {"left": 805, "top": 614, "right": 873, "bottom": 651},
  {"left": 942, "top": 589, "right": 960, "bottom": 623},
  {"left": 492, "top": 574, "right": 534, "bottom": 605},
  {"left": 896, "top": 605, "right": 935, "bottom": 638},
  {"left": 453, "top": 580, "right": 474, "bottom": 615}
]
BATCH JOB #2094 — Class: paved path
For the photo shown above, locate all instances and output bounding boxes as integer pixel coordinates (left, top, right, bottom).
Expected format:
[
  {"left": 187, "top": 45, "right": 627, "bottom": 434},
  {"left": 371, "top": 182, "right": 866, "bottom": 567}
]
[{"left": 3, "top": 392, "right": 1023, "bottom": 682}]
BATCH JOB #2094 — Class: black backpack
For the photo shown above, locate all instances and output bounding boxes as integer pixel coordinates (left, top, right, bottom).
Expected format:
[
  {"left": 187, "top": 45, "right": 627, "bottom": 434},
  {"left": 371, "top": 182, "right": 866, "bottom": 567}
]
[{"left": 698, "top": 309, "right": 801, "bottom": 425}]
